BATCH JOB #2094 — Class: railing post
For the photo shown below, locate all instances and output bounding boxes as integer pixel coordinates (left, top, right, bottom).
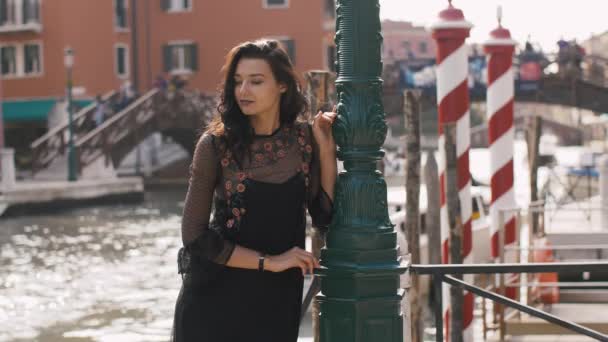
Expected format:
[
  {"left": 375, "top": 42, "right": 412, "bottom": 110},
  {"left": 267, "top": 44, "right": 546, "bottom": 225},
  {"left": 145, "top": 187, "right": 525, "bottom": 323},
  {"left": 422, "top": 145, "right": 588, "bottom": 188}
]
[
  {"left": 516, "top": 209, "right": 522, "bottom": 322},
  {"left": 433, "top": 274, "right": 444, "bottom": 342},
  {"left": 481, "top": 274, "right": 488, "bottom": 340}
]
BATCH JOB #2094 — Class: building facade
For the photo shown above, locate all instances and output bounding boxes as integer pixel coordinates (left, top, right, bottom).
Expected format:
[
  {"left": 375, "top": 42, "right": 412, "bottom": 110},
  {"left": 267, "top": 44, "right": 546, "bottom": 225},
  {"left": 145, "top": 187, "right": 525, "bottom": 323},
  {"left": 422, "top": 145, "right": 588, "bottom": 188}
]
[
  {"left": 582, "top": 31, "right": 608, "bottom": 59},
  {"left": 1, "top": 0, "right": 336, "bottom": 115},
  {"left": 381, "top": 20, "right": 435, "bottom": 64}
]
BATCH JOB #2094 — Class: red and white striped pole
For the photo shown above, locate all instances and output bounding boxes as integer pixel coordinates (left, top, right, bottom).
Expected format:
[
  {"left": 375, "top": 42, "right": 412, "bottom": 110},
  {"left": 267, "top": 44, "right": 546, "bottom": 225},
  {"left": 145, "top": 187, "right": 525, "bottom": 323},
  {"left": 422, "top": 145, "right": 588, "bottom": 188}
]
[
  {"left": 431, "top": 1, "right": 474, "bottom": 340},
  {"left": 484, "top": 7, "right": 518, "bottom": 300}
]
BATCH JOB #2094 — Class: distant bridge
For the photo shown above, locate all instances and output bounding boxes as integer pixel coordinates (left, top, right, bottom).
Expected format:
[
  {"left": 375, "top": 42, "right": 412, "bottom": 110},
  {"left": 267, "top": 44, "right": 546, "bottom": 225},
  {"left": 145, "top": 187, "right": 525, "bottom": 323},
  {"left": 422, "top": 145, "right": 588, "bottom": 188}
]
[
  {"left": 383, "top": 53, "right": 608, "bottom": 117},
  {"left": 30, "top": 88, "right": 216, "bottom": 176}
]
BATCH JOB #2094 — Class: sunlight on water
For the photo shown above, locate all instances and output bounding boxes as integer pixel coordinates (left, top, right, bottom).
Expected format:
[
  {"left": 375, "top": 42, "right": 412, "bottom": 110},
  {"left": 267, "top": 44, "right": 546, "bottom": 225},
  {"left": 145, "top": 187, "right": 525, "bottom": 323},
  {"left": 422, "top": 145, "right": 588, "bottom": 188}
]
[{"left": 0, "top": 191, "right": 185, "bottom": 341}]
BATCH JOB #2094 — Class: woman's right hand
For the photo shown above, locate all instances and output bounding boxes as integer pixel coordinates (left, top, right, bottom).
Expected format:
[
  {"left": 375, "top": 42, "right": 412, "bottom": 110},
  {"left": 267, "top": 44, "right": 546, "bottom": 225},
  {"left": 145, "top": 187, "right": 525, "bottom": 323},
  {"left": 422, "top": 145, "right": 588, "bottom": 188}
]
[{"left": 266, "top": 247, "right": 320, "bottom": 276}]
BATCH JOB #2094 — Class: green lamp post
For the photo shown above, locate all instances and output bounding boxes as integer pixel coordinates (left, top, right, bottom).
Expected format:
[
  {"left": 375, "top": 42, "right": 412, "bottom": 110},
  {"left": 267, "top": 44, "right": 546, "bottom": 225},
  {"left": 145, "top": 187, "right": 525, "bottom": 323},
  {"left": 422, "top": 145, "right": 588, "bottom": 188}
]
[
  {"left": 315, "top": 0, "right": 406, "bottom": 341},
  {"left": 64, "top": 47, "right": 77, "bottom": 181}
]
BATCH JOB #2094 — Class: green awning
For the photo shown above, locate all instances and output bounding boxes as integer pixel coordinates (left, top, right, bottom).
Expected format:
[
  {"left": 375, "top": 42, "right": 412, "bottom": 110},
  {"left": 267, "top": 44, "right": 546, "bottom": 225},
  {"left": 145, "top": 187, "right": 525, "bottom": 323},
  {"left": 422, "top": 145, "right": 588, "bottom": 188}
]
[
  {"left": 2, "top": 99, "right": 56, "bottom": 122},
  {"left": 73, "top": 99, "right": 93, "bottom": 109}
]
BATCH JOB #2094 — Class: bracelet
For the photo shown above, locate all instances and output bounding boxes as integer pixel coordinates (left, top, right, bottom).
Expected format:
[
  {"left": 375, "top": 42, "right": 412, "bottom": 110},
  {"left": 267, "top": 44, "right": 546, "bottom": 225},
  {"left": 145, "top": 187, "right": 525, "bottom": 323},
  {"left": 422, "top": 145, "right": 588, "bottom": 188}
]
[{"left": 258, "top": 253, "right": 266, "bottom": 272}]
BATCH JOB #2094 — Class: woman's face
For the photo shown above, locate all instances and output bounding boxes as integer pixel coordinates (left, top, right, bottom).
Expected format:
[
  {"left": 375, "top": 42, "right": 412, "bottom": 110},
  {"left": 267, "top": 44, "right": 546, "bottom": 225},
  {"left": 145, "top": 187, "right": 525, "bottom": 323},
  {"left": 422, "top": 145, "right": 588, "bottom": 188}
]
[{"left": 233, "top": 58, "right": 286, "bottom": 119}]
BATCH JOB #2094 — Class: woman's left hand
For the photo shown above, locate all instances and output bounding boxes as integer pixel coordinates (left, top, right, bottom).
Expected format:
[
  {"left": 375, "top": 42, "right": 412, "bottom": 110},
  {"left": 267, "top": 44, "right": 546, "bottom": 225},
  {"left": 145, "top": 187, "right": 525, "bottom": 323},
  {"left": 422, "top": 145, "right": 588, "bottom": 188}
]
[{"left": 312, "top": 108, "right": 337, "bottom": 152}]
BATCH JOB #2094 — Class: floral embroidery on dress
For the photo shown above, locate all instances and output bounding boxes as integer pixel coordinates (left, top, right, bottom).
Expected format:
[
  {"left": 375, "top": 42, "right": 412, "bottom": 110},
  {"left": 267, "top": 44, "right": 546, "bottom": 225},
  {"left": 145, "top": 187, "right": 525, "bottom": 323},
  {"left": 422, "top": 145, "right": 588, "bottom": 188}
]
[{"left": 213, "top": 122, "right": 314, "bottom": 235}]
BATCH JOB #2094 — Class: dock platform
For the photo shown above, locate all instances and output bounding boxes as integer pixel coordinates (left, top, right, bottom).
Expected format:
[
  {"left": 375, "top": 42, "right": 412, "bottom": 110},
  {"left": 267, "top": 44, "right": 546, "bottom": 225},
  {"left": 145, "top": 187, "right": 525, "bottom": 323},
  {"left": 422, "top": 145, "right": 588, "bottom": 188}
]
[{"left": 0, "top": 177, "right": 144, "bottom": 217}]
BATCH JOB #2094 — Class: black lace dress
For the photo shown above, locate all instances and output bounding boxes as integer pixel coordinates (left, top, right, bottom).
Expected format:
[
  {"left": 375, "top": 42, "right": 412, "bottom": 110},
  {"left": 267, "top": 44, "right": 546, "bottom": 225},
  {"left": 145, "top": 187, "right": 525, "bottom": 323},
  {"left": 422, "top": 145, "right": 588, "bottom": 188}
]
[{"left": 172, "top": 122, "right": 333, "bottom": 342}]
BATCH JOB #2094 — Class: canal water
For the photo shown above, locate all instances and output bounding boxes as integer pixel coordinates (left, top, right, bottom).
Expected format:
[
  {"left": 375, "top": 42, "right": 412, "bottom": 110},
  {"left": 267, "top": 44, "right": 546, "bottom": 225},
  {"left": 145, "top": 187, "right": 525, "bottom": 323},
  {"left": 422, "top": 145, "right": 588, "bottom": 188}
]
[
  {"left": 1, "top": 189, "right": 190, "bottom": 341},
  {"left": 1, "top": 187, "right": 320, "bottom": 342}
]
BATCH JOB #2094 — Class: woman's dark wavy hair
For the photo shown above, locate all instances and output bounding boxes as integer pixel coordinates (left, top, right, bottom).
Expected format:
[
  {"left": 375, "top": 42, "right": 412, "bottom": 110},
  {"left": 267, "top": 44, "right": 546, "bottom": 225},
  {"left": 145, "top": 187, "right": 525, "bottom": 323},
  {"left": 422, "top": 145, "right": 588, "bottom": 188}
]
[{"left": 206, "top": 39, "right": 308, "bottom": 166}]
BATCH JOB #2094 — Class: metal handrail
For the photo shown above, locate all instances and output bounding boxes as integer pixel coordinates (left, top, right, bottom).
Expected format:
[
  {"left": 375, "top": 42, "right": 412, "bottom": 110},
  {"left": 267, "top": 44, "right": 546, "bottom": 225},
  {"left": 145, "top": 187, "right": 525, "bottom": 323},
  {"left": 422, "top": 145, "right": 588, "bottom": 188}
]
[
  {"left": 75, "top": 88, "right": 159, "bottom": 146},
  {"left": 505, "top": 244, "right": 608, "bottom": 251},
  {"left": 410, "top": 261, "right": 608, "bottom": 342},
  {"left": 31, "top": 90, "right": 116, "bottom": 149}
]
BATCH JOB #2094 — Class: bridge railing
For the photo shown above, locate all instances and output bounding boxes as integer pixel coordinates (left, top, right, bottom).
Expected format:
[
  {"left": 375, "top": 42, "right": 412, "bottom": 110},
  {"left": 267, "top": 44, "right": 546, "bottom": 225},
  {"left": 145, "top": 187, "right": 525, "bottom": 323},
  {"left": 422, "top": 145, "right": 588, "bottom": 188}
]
[
  {"left": 74, "top": 88, "right": 162, "bottom": 174},
  {"left": 30, "top": 90, "right": 118, "bottom": 173}
]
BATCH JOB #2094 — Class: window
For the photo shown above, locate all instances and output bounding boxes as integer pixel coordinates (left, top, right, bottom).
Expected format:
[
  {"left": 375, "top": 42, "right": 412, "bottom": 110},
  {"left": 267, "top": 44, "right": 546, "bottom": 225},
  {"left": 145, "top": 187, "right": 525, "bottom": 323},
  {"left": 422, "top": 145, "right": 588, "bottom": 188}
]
[
  {"left": 22, "top": 0, "right": 40, "bottom": 23},
  {"left": 419, "top": 41, "right": 428, "bottom": 54},
  {"left": 0, "top": 0, "right": 16, "bottom": 25},
  {"left": 0, "top": 42, "right": 43, "bottom": 77},
  {"left": 0, "top": 0, "right": 40, "bottom": 26},
  {"left": 161, "top": 0, "right": 192, "bottom": 12},
  {"left": 115, "top": 44, "right": 129, "bottom": 78},
  {"left": 24, "top": 43, "right": 40, "bottom": 75},
  {"left": 1, "top": 45, "right": 17, "bottom": 76},
  {"left": 278, "top": 39, "right": 295, "bottom": 65},
  {"left": 115, "top": 0, "right": 127, "bottom": 29},
  {"left": 163, "top": 43, "right": 198, "bottom": 73},
  {"left": 263, "top": 0, "right": 288, "bottom": 9}
]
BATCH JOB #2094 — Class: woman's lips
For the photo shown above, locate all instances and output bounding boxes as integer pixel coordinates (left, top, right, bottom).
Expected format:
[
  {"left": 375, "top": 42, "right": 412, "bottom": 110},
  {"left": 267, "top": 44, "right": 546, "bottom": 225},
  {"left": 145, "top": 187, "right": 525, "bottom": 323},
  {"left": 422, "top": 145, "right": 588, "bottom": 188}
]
[{"left": 240, "top": 100, "right": 254, "bottom": 107}]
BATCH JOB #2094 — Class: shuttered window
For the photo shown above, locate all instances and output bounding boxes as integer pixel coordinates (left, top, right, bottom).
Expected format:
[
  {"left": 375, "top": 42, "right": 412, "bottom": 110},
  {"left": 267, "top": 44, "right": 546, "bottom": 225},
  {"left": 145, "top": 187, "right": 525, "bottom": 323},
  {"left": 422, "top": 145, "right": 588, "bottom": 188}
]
[
  {"left": 1, "top": 45, "right": 17, "bottom": 76},
  {"left": 115, "top": 0, "right": 127, "bottom": 29},
  {"left": 115, "top": 44, "right": 129, "bottom": 78},
  {"left": 163, "top": 43, "right": 198, "bottom": 73},
  {"left": 24, "top": 43, "right": 41, "bottom": 75}
]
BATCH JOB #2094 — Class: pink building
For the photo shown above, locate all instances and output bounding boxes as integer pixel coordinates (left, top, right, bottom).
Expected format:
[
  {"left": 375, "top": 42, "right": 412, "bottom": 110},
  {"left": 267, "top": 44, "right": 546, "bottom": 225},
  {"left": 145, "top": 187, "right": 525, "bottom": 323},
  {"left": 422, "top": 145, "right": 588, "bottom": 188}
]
[{"left": 381, "top": 20, "right": 435, "bottom": 64}]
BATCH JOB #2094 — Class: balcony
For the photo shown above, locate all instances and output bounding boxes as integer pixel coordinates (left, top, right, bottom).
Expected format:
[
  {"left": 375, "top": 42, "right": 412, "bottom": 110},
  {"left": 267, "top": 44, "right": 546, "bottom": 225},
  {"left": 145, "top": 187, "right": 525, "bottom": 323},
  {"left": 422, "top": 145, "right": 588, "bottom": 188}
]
[{"left": 0, "top": 21, "right": 42, "bottom": 33}]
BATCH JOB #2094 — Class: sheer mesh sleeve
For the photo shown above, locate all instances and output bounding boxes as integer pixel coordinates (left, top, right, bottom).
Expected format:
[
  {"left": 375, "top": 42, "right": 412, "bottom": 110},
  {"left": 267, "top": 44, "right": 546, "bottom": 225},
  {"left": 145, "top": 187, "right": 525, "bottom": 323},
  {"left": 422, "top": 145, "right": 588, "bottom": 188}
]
[
  {"left": 307, "top": 125, "right": 334, "bottom": 231},
  {"left": 181, "top": 134, "right": 235, "bottom": 264}
]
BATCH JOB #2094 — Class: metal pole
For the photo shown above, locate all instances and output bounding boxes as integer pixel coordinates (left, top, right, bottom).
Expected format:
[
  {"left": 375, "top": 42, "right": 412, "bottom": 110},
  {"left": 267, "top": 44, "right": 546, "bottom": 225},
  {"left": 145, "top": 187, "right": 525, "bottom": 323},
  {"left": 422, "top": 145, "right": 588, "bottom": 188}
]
[
  {"left": 144, "top": 0, "right": 152, "bottom": 89},
  {"left": 130, "top": 0, "right": 139, "bottom": 93},
  {"left": 131, "top": 0, "right": 142, "bottom": 176},
  {"left": 0, "top": 73, "right": 5, "bottom": 150},
  {"left": 0, "top": 72, "right": 5, "bottom": 184},
  {"left": 67, "top": 60, "right": 76, "bottom": 181},
  {"left": 315, "top": 0, "right": 406, "bottom": 341}
]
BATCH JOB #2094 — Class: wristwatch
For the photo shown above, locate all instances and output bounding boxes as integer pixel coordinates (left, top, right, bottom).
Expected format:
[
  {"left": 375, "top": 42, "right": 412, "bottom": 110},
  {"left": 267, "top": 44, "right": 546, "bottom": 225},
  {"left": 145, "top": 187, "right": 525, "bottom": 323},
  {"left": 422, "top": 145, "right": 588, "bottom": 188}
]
[{"left": 258, "top": 253, "right": 266, "bottom": 272}]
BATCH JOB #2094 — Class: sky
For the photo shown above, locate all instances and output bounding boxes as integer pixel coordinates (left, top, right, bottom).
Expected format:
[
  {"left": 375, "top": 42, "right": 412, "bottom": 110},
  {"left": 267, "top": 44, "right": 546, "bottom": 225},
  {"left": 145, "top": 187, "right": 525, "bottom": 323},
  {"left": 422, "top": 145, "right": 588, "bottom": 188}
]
[{"left": 379, "top": 0, "right": 607, "bottom": 53}]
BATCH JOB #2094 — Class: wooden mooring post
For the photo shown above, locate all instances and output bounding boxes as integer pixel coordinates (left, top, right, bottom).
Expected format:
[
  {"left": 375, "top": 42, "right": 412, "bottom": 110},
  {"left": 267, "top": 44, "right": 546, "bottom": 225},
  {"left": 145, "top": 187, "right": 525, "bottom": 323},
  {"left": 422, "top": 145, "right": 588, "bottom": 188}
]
[
  {"left": 305, "top": 70, "right": 333, "bottom": 342},
  {"left": 404, "top": 90, "right": 422, "bottom": 342},
  {"left": 424, "top": 152, "right": 441, "bottom": 266},
  {"left": 443, "top": 122, "right": 464, "bottom": 342},
  {"left": 527, "top": 116, "right": 542, "bottom": 235}
]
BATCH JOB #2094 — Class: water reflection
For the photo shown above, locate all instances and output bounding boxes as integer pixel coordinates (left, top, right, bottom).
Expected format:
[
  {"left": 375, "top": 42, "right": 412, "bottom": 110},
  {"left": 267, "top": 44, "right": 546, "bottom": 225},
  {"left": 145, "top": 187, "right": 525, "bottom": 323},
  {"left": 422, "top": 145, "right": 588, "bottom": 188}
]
[{"left": 0, "top": 190, "right": 187, "bottom": 341}]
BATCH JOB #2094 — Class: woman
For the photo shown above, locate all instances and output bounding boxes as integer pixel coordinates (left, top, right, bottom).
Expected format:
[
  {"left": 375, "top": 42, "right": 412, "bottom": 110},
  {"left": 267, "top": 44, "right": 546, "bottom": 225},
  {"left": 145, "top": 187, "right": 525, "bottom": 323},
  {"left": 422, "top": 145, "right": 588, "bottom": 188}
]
[{"left": 172, "top": 39, "right": 337, "bottom": 341}]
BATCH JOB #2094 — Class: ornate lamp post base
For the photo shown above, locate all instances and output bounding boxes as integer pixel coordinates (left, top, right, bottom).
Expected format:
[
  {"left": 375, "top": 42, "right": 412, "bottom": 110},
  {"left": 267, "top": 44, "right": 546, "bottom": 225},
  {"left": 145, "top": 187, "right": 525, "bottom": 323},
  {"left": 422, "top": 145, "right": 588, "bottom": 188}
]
[{"left": 316, "top": 1, "right": 406, "bottom": 341}]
